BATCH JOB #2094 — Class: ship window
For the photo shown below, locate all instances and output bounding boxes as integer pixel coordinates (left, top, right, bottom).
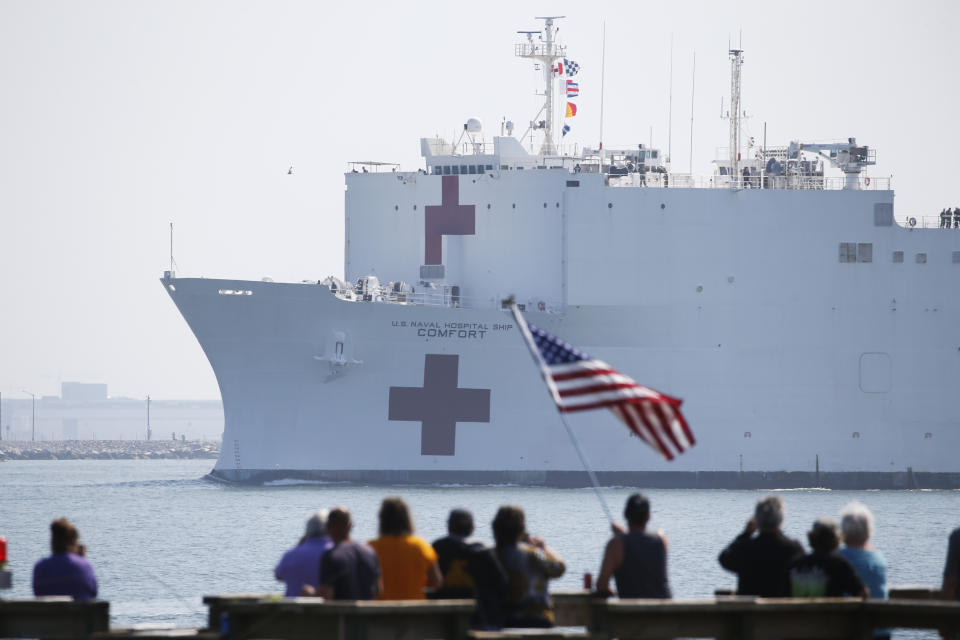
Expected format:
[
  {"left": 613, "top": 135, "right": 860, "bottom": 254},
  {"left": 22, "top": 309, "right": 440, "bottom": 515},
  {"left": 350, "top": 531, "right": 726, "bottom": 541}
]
[
  {"left": 652, "top": 151, "right": 659, "bottom": 159},
  {"left": 461, "top": 165, "right": 469, "bottom": 174},
  {"left": 512, "top": 203, "right": 516, "bottom": 209},
  {"left": 874, "top": 203, "right": 893, "bottom": 226},
  {"left": 335, "top": 342, "right": 344, "bottom": 359},
  {"left": 857, "top": 243, "right": 873, "bottom": 263},
  {"left": 893, "top": 251, "right": 904, "bottom": 263},
  {"left": 744, "top": 431, "right": 751, "bottom": 438},
  {"left": 953, "top": 251, "right": 960, "bottom": 264},
  {"left": 608, "top": 203, "right": 613, "bottom": 209},
  {"left": 443, "top": 165, "right": 451, "bottom": 175},
  {"left": 916, "top": 252, "right": 927, "bottom": 264},
  {"left": 469, "top": 165, "right": 477, "bottom": 174},
  {"left": 853, "top": 432, "right": 860, "bottom": 439},
  {"left": 543, "top": 202, "right": 548, "bottom": 208},
  {"left": 638, "top": 150, "right": 646, "bottom": 161},
  {"left": 925, "top": 432, "right": 933, "bottom": 439},
  {"left": 500, "top": 165, "right": 509, "bottom": 170},
  {"left": 451, "top": 165, "right": 460, "bottom": 175},
  {"left": 839, "top": 242, "right": 857, "bottom": 263},
  {"left": 566, "top": 180, "right": 580, "bottom": 187},
  {"left": 486, "top": 165, "right": 493, "bottom": 171},
  {"left": 486, "top": 204, "right": 491, "bottom": 209}
]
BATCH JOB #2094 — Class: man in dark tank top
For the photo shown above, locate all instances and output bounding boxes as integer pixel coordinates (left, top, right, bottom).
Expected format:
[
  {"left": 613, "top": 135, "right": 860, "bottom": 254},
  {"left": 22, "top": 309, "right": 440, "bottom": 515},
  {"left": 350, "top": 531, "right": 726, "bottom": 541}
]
[{"left": 596, "top": 493, "right": 671, "bottom": 598}]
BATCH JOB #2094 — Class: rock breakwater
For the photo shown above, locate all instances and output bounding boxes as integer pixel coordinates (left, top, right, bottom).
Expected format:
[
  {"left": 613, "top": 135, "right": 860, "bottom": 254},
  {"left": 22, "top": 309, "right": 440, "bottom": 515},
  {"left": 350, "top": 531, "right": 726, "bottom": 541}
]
[{"left": 0, "top": 440, "right": 219, "bottom": 461}]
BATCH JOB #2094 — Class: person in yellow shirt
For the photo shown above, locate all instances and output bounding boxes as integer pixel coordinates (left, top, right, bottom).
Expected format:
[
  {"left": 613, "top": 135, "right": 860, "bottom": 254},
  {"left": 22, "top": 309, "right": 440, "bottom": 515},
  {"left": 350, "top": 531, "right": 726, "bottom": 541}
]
[{"left": 368, "top": 497, "right": 442, "bottom": 599}]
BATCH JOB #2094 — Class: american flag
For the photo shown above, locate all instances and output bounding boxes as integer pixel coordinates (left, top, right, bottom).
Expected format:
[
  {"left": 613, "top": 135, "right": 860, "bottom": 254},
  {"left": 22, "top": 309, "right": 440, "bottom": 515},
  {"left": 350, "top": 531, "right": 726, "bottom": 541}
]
[{"left": 512, "top": 306, "right": 695, "bottom": 461}]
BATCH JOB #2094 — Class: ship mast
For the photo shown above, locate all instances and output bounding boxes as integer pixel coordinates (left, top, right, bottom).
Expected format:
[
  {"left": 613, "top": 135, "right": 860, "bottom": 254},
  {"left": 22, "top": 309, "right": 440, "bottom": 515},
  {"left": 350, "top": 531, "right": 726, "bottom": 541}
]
[
  {"left": 516, "top": 16, "right": 566, "bottom": 156},
  {"left": 728, "top": 47, "right": 744, "bottom": 181}
]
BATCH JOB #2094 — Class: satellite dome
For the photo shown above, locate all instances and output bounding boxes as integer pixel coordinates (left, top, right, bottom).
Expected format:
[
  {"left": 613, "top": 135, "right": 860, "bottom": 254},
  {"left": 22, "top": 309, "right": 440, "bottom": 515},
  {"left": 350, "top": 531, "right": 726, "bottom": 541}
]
[
  {"left": 505, "top": 120, "right": 515, "bottom": 135},
  {"left": 465, "top": 118, "right": 483, "bottom": 134}
]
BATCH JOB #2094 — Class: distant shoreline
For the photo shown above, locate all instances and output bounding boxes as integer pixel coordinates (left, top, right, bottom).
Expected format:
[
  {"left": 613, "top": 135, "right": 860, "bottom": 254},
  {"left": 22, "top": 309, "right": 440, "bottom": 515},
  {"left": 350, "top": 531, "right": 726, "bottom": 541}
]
[{"left": 0, "top": 440, "right": 219, "bottom": 460}]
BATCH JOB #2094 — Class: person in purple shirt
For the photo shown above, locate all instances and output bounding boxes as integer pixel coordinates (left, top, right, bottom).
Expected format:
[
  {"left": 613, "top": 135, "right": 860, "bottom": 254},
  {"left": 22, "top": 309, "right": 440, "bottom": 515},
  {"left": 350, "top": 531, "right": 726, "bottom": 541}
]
[
  {"left": 275, "top": 510, "right": 333, "bottom": 597},
  {"left": 32, "top": 518, "right": 98, "bottom": 601}
]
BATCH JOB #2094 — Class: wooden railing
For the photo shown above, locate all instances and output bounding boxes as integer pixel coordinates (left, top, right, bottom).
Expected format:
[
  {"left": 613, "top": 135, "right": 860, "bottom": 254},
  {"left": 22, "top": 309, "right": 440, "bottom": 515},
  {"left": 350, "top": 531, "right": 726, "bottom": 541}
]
[
  {"left": 1, "top": 588, "right": 955, "bottom": 640},
  {"left": 0, "top": 597, "right": 109, "bottom": 639}
]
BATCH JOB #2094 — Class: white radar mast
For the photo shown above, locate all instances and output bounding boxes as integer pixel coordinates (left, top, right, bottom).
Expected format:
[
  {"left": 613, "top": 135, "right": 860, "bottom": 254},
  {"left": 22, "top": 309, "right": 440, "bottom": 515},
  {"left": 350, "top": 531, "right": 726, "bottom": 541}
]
[
  {"left": 727, "top": 47, "right": 744, "bottom": 181},
  {"left": 515, "top": 16, "right": 566, "bottom": 156}
]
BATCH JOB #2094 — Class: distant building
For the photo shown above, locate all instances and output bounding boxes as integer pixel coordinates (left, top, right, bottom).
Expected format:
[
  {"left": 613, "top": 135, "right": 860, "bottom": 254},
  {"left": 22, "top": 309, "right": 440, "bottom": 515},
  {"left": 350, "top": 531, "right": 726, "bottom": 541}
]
[{"left": 0, "top": 383, "right": 223, "bottom": 441}]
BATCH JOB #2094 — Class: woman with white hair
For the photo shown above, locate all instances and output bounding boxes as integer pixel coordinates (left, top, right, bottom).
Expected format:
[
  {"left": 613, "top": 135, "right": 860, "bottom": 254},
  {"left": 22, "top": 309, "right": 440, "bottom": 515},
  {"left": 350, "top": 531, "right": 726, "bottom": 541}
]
[{"left": 837, "top": 502, "right": 888, "bottom": 600}]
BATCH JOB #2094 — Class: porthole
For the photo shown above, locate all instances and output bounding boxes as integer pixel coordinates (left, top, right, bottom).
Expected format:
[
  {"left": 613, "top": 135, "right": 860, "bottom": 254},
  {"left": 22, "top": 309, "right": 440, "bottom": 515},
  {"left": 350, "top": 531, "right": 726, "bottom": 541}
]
[
  {"left": 394, "top": 205, "right": 398, "bottom": 211},
  {"left": 556, "top": 202, "right": 560, "bottom": 208},
  {"left": 924, "top": 432, "right": 933, "bottom": 439},
  {"left": 413, "top": 205, "right": 417, "bottom": 210},
  {"left": 660, "top": 203, "right": 666, "bottom": 210},
  {"left": 512, "top": 203, "right": 516, "bottom": 209},
  {"left": 852, "top": 432, "right": 861, "bottom": 439},
  {"left": 608, "top": 203, "right": 613, "bottom": 209},
  {"left": 487, "top": 204, "right": 491, "bottom": 210},
  {"left": 543, "top": 202, "right": 548, "bottom": 208},
  {"left": 744, "top": 431, "right": 752, "bottom": 439}
]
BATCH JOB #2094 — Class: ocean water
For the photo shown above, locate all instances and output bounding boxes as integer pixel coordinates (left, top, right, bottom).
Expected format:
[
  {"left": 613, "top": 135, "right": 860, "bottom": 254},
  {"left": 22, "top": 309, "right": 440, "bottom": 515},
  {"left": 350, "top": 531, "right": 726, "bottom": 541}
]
[{"left": 1, "top": 460, "right": 957, "bottom": 635}]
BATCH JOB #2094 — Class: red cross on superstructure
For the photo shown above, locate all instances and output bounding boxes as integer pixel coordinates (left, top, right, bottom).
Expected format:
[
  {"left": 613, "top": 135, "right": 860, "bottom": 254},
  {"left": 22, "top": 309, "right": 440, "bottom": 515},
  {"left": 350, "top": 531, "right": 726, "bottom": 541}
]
[{"left": 424, "top": 175, "right": 476, "bottom": 265}]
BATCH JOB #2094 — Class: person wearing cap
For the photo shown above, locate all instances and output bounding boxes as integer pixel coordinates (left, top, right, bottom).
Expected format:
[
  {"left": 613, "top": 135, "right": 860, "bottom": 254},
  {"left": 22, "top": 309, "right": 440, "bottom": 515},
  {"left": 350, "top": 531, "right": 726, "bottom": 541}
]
[
  {"left": 790, "top": 518, "right": 867, "bottom": 598},
  {"left": 32, "top": 518, "right": 98, "bottom": 601},
  {"left": 275, "top": 509, "right": 333, "bottom": 597},
  {"left": 718, "top": 495, "right": 804, "bottom": 597},
  {"left": 431, "top": 508, "right": 507, "bottom": 629},
  {"left": 596, "top": 493, "right": 671, "bottom": 599}
]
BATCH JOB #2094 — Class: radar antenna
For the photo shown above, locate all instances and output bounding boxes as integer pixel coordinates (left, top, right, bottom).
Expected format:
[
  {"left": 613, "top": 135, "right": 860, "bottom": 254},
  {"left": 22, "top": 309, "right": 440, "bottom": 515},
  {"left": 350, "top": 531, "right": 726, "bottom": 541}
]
[
  {"left": 515, "top": 16, "right": 566, "bottom": 156},
  {"left": 727, "top": 47, "right": 744, "bottom": 181}
]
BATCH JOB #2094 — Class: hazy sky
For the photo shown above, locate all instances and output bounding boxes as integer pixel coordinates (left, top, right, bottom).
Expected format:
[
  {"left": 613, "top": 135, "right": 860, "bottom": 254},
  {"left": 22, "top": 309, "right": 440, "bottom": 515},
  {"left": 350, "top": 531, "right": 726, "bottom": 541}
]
[{"left": 2, "top": 0, "right": 958, "bottom": 400}]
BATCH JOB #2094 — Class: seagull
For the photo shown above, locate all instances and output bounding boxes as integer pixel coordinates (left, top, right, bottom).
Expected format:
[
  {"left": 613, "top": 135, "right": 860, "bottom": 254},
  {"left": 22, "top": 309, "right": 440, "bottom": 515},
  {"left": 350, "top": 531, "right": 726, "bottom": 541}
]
[{"left": 287, "top": 166, "right": 294, "bottom": 175}]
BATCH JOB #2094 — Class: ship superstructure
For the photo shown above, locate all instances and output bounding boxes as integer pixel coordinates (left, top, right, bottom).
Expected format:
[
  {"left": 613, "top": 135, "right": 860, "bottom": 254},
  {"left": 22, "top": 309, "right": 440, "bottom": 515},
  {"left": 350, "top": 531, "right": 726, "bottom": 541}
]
[{"left": 164, "top": 19, "right": 960, "bottom": 488}]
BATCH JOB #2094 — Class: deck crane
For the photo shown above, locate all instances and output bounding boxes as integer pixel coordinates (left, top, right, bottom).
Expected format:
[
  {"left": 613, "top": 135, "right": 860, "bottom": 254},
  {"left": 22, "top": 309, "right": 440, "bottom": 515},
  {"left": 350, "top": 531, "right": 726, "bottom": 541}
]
[{"left": 787, "top": 138, "right": 876, "bottom": 189}]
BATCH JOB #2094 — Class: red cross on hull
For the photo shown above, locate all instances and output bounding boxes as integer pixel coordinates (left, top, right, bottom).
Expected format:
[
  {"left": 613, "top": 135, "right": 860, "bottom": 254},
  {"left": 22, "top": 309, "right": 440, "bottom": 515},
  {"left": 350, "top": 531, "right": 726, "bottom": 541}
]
[{"left": 424, "top": 176, "right": 476, "bottom": 265}]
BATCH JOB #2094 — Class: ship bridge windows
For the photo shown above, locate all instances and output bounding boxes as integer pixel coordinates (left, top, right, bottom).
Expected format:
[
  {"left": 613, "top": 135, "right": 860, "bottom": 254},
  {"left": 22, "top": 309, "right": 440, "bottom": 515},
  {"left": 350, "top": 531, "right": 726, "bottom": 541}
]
[
  {"left": 893, "top": 251, "right": 904, "bottom": 263},
  {"left": 839, "top": 242, "right": 873, "bottom": 263},
  {"left": 916, "top": 253, "right": 927, "bottom": 264}
]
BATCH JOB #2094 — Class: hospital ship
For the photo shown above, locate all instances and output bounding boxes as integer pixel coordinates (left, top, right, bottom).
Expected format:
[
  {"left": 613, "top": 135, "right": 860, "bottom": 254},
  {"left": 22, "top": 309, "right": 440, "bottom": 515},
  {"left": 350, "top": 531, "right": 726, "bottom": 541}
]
[{"left": 163, "top": 18, "right": 960, "bottom": 488}]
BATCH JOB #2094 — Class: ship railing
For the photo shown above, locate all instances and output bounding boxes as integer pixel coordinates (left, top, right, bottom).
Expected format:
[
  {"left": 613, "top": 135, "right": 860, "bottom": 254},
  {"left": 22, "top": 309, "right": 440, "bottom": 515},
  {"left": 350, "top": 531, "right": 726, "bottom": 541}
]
[
  {"left": 901, "top": 214, "right": 958, "bottom": 229},
  {"left": 333, "top": 289, "right": 560, "bottom": 312},
  {"left": 607, "top": 173, "right": 890, "bottom": 191}
]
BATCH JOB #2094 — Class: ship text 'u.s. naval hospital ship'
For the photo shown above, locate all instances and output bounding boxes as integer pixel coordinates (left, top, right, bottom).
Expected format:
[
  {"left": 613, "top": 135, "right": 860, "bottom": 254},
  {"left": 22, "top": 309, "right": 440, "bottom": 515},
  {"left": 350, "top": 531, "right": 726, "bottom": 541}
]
[{"left": 164, "top": 18, "right": 959, "bottom": 488}]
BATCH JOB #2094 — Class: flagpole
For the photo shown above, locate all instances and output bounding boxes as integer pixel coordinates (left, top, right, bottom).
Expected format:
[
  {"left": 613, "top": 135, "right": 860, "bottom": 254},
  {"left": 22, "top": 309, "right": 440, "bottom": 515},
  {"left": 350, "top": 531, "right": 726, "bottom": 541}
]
[
  {"left": 557, "top": 410, "right": 615, "bottom": 525},
  {"left": 510, "top": 303, "right": 615, "bottom": 525}
]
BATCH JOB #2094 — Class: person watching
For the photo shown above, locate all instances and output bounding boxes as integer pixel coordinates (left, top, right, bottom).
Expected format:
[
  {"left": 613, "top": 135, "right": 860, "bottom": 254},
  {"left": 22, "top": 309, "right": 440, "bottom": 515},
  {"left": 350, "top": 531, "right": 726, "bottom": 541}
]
[
  {"left": 32, "top": 518, "right": 98, "bottom": 601},
  {"left": 431, "top": 508, "right": 507, "bottom": 629},
  {"left": 596, "top": 493, "right": 671, "bottom": 598},
  {"left": 317, "top": 507, "right": 380, "bottom": 600},
  {"left": 368, "top": 497, "right": 441, "bottom": 599},
  {"left": 790, "top": 518, "right": 867, "bottom": 598},
  {"left": 492, "top": 505, "right": 565, "bottom": 628},
  {"left": 274, "top": 510, "right": 333, "bottom": 597},
  {"left": 718, "top": 495, "right": 804, "bottom": 597}
]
